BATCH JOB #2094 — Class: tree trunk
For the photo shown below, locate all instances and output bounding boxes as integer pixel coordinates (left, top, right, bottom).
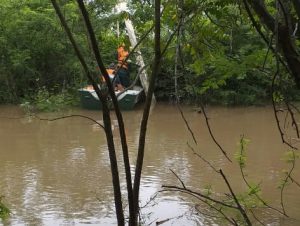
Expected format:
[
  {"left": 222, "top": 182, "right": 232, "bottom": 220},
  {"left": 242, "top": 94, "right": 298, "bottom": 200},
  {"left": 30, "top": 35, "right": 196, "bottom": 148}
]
[
  {"left": 133, "top": 0, "right": 161, "bottom": 223},
  {"left": 247, "top": 0, "right": 300, "bottom": 88}
]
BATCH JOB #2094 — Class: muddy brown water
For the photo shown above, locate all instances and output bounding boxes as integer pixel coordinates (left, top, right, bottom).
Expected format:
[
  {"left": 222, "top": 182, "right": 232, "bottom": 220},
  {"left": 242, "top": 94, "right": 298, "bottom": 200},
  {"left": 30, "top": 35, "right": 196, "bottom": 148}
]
[{"left": 0, "top": 104, "right": 300, "bottom": 225}]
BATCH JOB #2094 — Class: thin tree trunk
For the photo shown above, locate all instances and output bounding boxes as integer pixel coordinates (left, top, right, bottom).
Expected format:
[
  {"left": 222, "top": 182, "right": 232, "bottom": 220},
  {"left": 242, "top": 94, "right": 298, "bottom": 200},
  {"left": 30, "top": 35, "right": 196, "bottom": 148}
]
[
  {"left": 51, "top": 1, "right": 126, "bottom": 225},
  {"left": 246, "top": 0, "right": 300, "bottom": 87},
  {"left": 133, "top": 0, "right": 161, "bottom": 223}
]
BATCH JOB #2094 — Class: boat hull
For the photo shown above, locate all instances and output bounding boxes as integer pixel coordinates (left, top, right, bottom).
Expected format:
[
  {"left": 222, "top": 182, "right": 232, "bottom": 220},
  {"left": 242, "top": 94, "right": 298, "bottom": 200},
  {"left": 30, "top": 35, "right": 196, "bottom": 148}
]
[{"left": 78, "top": 86, "right": 143, "bottom": 110}]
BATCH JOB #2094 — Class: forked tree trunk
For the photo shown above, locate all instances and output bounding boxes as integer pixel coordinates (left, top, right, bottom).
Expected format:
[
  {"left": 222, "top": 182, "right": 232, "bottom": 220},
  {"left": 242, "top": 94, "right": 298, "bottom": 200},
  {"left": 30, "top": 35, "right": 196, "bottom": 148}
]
[{"left": 246, "top": 0, "right": 300, "bottom": 87}]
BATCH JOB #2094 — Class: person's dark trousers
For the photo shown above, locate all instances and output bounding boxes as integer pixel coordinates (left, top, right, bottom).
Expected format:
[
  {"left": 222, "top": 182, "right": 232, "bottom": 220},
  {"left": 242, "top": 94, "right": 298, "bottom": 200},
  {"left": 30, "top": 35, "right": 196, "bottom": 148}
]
[{"left": 117, "top": 68, "right": 130, "bottom": 87}]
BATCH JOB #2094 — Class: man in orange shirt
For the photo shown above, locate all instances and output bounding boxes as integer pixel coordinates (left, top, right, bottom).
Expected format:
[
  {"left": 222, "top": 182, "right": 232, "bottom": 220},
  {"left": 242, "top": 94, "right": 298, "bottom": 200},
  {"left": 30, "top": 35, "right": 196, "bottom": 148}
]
[{"left": 116, "top": 44, "right": 130, "bottom": 87}]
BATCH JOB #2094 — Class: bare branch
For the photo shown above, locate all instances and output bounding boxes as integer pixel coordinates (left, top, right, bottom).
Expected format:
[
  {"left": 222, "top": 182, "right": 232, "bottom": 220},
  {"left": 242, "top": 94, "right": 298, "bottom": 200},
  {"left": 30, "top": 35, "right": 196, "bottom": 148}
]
[
  {"left": 285, "top": 101, "right": 300, "bottom": 138},
  {"left": 177, "top": 104, "right": 198, "bottom": 145},
  {"left": 199, "top": 103, "right": 232, "bottom": 162},
  {"left": 133, "top": 0, "right": 162, "bottom": 220},
  {"left": 219, "top": 169, "right": 252, "bottom": 225},
  {"left": 161, "top": 185, "right": 238, "bottom": 210},
  {"left": 280, "top": 149, "right": 298, "bottom": 216},
  {"left": 195, "top": 203, "right": 238, "bottom": 226},
  {"left": 249, "top": 209, "right": 266, "bottom": 226},
  {"left": 187, "top": 142, "right": 219, "bottom": 173},
  {"left": 288, "top": 175, "right": 300, "bottom": 188},
  {"left": 262, "top": 34, "right": 273, "bottom": 70},
  {"left": 36, "top": 114, "right": 104, "bottom": 129},
  {"left": 242, "top": 0, "right": 292, "bottom": 75},
  {"left": 169, "top": 169, "right": 187, "bottom": 189},
  {"left": 238, "top": 136, "right": 287, "bottom": 216},
  {"left": 271, "top": 52, "right": 298, "bottom": 149}
]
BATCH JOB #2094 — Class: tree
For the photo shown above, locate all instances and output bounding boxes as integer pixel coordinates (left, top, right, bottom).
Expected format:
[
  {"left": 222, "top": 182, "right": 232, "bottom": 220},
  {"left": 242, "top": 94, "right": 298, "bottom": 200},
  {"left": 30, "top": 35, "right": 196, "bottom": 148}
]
[
  {"left": 51, "top": 0, "right": 161, "bottom": 225},
  {"left": 243, "top": 0, "right": 300, "bottom": 87}
]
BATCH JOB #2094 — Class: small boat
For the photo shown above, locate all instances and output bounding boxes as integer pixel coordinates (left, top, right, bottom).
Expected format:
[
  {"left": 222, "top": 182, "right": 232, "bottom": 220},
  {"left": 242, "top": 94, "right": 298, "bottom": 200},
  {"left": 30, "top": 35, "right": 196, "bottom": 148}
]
[{"left": 78, "top": 85, "right": 144, "bottom": 110}]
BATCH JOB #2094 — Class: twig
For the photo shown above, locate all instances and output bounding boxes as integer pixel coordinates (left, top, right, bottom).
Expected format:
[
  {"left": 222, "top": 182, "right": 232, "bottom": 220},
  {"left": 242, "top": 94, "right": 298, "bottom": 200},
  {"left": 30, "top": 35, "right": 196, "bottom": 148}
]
[
  {"left": 242, "top": 0, "right": 291, "bottom": 75},
  {"left": 204, "top": 11, "right": 231, "bottom": 29},
  {"left": 285, "top": 101, "right": 300, "bottom": 138},
  {"left": 280, "top": 149, "right": 297, "bottom": 216},
  {"left": 271, "top": 55, "right": 298, "bottom": 149},
  {"left": 238, "top": 136, "right": 286, "bottom": 216},
  {"left": 116, "top": 64, "right": 150, "bottom": 98},
  {"left": 249, "top": 209, "right": 266, "bottom": 226},
  {"left": 169, "top": 169, "right": 186, "bottom": 189},
  {"left": 289, "top": 103, "right": 300, "bottom": 114},
  {"left": 194, "top": 204, "right": 225, "bottom": 220},
  {"left": 283, "top": 109, "right": 289, "bottom": 130},
  {"left": 161, "top": 188, "right": 238, "bottom": 225},
  {"left": 140, "top": 192, "right": 159, "bottom": 209},
  {"left": 187, "top": 142, "right": 219, "bottom": 173},
  {"left": 35, "top": 114, "right": 104, "bottom": 129},
  {"left": 177, "top": 104, "right": 198, "bottom": 144},
  {"left": 288, "top": 175, "right": 300, "bottom": 188},
  {"left": 161, "top": 185, "right": 239, "bottom": 210},
  {"left": 199, "top": 103, "right": 232, "bottom": 162},
  {"left": 262, "top": 34, "right": 273, "bottom": 70},
  {"left": 219, "top": 169, "right": 252, "bottom": 225}
]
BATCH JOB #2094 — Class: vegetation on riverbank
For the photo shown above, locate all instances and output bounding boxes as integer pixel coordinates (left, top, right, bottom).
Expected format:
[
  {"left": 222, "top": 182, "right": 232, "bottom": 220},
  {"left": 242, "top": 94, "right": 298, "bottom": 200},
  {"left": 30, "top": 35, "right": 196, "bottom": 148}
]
[
  {"left": 1, "top": 0, "right": 300, "bottom": 111},
  {"left": 0, "top": 196, "right": 10, "bottom": 220},
  {"left": 1, "top": 0, "right": 300, "bottom": 225}
]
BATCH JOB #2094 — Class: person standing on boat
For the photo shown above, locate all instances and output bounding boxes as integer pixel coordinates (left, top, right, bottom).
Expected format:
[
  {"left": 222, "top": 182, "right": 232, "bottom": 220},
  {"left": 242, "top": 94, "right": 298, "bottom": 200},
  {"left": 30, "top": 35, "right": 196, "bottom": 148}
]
[{"left": 116, "top": 44, "right": 130, "bottom": 88}]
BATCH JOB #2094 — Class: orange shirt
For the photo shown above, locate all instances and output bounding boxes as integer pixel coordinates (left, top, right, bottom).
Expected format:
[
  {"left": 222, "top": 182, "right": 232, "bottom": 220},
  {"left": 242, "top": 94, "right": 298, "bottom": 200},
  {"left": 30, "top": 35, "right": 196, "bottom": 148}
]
[{"left": 117, "top": 46, "right": 129, "bottom": 69}]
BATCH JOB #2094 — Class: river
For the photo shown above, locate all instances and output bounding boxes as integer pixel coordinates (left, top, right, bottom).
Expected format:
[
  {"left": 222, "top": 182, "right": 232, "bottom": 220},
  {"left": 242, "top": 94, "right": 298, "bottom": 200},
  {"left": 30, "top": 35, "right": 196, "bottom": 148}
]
[{"left": 0, "top": 104, "right": 299, "bottom": 226}]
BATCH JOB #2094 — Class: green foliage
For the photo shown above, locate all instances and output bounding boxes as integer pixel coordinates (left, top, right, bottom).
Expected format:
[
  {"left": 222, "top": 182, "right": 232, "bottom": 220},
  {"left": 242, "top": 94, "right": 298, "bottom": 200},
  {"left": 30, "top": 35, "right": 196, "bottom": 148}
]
[
  {"left": 281, "top": 150, "right": 299, "bottom": 164},
  {"left": 0, "top": 0, "right": 85, "bottom": 103},
  {"left": 273, "top": 91, "right": 284, "bottom": 103},
  {"left": 0, "top": 196, "right": 10, "bottom": 220},
  {"left": 21, "top": 87, "right": 79, "bottom": 112},
  {"left": 138, "top": 0, "right": 298, "bottom": 105},
  {"left": 277, "top": 150, "right": 299, "bottom": 189},
  {"left": 0, "top": 0, "right": 130, "bottom": 106},
  {"left": 203, "top": 185, "right": 213, "bottom": 196},
  {"left": 234, "top": 137, "right": 250, "bottom": 169},
  {"left": 34, "top": 88, "right": 78, "bottom": 112},
  {"left": 1, "top": 0, "right": 299, "bottom": 107}
]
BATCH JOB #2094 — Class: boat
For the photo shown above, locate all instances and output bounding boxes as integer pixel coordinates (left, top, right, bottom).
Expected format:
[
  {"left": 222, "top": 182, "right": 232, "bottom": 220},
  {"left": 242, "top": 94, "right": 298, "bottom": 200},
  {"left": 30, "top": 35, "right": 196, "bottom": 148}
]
[{"left": 78, "top": 85, "right": 144, "bottom": 110}]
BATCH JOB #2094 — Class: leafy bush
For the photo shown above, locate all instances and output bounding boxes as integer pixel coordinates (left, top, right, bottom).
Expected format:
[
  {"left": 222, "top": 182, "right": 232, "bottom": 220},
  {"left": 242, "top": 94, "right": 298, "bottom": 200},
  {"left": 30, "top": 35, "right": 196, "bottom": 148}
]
[
  {"left": 21, "top": 87, "right": 79, "bottom": 112},
  {"left": 0, "top": 196, "right": 10, "bottom": 220}
]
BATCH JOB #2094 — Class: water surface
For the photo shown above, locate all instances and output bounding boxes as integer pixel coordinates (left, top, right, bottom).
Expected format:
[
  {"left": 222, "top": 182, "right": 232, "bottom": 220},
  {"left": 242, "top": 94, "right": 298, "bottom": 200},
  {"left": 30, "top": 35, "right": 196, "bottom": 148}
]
[{"left": 0, "top": 104, "right": 299, "bottom": 225}]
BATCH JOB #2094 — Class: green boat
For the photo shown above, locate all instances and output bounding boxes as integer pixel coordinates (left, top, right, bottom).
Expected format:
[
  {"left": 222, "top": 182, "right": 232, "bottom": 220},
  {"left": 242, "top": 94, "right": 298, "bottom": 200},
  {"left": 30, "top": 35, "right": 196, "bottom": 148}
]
[{"left": 78, "top": 85, "right": 144, "bottom": 110}]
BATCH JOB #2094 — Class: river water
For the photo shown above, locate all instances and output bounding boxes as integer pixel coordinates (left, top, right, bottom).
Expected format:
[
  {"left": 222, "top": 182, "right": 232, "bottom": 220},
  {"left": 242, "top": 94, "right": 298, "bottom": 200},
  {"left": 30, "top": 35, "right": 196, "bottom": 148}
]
[{"left": 0, "top": 104, "right": 300, "bottom": 226}]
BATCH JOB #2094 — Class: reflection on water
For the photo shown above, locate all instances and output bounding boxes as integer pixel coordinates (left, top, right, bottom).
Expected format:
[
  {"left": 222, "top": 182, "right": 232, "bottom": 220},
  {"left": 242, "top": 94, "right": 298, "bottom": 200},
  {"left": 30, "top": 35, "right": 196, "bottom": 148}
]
[{"left": 0, "top": 104, "right": 300, "bottom": 225}]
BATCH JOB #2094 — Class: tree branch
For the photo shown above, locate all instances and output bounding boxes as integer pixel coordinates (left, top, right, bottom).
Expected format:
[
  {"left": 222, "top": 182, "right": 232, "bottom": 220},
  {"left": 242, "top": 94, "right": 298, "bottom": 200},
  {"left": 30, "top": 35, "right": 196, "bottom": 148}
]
[{"left": 219, "top": 169, "right": 252, "bottom": 225}]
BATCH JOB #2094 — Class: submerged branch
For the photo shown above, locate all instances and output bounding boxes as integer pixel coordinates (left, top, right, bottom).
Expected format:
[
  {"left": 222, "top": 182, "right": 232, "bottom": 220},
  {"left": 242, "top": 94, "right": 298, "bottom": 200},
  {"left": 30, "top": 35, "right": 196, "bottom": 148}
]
[{"left": 36, "top": 114, "right": 104, "bottom": 129}]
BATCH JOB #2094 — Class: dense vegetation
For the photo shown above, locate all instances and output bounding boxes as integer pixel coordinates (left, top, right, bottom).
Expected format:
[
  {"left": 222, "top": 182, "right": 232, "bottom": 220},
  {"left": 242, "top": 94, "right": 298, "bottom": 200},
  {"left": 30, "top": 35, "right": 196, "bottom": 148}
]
[
  {"left": 0, "top": 0, "right": 299, "bottom": 109},
  {"left": 1, "top": 1, "right": 300, "bottom": 225},
  {"left": 0, "top": 196, "right": 10, "bottom": 220}
]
